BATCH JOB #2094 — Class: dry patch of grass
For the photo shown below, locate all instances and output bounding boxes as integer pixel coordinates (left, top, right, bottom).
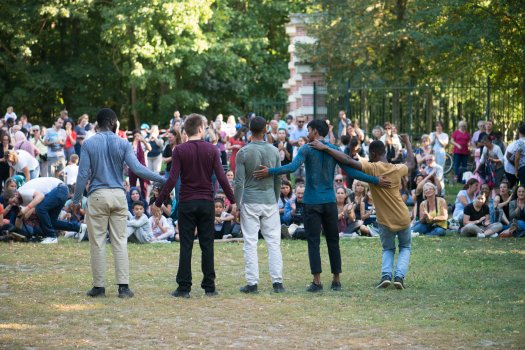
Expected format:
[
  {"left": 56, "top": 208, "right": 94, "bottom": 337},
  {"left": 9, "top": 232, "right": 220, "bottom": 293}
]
[{"left": 1, "top": 237, "right": 524, "bottom": 349}]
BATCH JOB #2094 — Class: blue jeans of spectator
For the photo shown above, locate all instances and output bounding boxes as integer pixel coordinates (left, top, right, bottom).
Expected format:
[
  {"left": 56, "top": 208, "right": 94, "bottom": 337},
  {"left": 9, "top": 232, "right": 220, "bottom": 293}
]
[
  {"left": 16, "top": 165, "right": 40, "bottom": 180},
  {"left": 453, "top": 153, "right": 468, "bottom": 181},
  {"left": 36, "top": 184, "right": 80, "bottom": 238},
  {"left": 304, "top": 203, "right": 341, "bottom": 275},
  {"left": 411, "top": 221, "right": 446, "bottom": 236},
  {"left": 518, "top": 220, "right": 525, "bottom": 231},
  {"left": 378, "top": 224, "right": 411, "bottom": 279}
]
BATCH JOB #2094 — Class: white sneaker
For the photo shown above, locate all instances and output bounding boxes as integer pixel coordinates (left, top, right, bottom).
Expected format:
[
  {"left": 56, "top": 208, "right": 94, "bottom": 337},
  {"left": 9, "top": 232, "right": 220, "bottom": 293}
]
[
  {"left": 64, "top": 231, "right": 77, "bottom": 239},
  {"left": 477, "top": 233, "right": 486, "bottom": 238},
  {"left": 490, "top": 233, "right": 498, "bottom": 238},
  {"left": 78, "top": 224, "right": 88, "bottom": 242},
  {"left": 41, "top": 237, "right": 58, "bottom": 244},
  {"left": 349, "top": 232, "right": 359, "bottom": 238},
  {"left": 411, "top": 231, "right": 420, "bottom": 238}
]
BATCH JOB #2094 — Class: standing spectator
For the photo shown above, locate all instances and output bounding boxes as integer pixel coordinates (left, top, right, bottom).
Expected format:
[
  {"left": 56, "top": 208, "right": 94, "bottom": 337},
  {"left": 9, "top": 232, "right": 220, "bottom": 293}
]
[
  {"left": 508, "top": 124, "right": 525, "bottom": 186},
  {"left": 234, "top": 116, "right": 284, "bottom": 294},
  {"left": 162, "top": 129, "right": 181, "bottom": 177},
  {"left": 289, "top": 116, "right": 308, "bottom": 145},
  {"left": 214, "top": 121, "right": 228, "bottom": 166},
  {"left": 43, "top": 117, "right": 66, "bottom": 178},
  {"left": 414, "top": 134, "right": 432, "bottom": 171},
  {"left": 337, "top": 111, "right": 348, "bottom": 140},
  {"left": 73, "top": 108, "right": 165, "bottom": 298},
  {"left": 129, "top": 129, "right": 151, "bottom": 199},
  {"left": 471, "top": 119, "right": 486, "bottom": 167},
  {"left": 59, "top": 154, "right": 79, "bottom": 186},
  {"left": 146, "top": 125, "right": 164, "bottom": 174},
  {"left": 476, "top": 119, "right": 495, "bottom": 160},
  {"left": 74, "top": 114, "right": 90, "bottom": 157},
  {"left": 19, "top": 114, "right": 31, "bottom": 130},
  {"left": 275, "top": 129, "right": 293, "bottom": 167},
  {"left": 226, "top": 127, "right": 247, "bottom": 174},
  {"left": 474, "top": 136, "right": 504, "bottom": 188},
  {"left": 0, "top": 131, "right": 12, "bottom": 192},
  {"left": 64, "top": 120, "right": 77, "bottom": 162},
  {"left": 224, "top": 115, "right": 237, "bottom": 138},
  {"left": 380, "top": 122, "right": 401, "bottom": 149},
  {"left": 152, "top": 114, "right": 236, "bottom": 298},
  {"left": 13, "top": 131, "right": 39, "bottom": 158},
  {"left": 285, "top": 115, "right": 296, "bottom": 137},
  {"left": 450, "top": 121, "right": 471, "bottom": 183},
  {"left": 371, "top": 125, "right": 384, "bottom": 141},
  {"left": 30, "top": 126, "right": 48, "bottom": 177},
  {"left": 310, "top": 134, "right": 415, "bottom": 289},
  {"left": 429, "top": 121, "right": 449, "bottom": 169},
  {"left": 4, "top": 106, "right": 17, "bottom": 122}
]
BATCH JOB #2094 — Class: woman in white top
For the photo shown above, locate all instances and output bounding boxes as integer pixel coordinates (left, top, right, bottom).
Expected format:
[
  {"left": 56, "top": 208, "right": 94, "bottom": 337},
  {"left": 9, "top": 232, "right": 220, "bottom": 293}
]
[
  {"left": 430, "top": 121, "right": 449, "bottom": 169},
  {"left": 6, "top": 149, "right": 40, "bottom": 181},
  {"left": 452, "top": 178, "right": 479, "bottom": 223}
]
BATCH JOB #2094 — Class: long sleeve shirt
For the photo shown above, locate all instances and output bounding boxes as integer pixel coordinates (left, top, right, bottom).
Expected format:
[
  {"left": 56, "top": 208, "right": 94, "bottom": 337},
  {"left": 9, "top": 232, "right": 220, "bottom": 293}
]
[
  {"left": 234, "top": 141, "right": 281, "bottom": 205},
  {"left": 268, "top": 142, "right": 379, "bottom": 205},
  {"left": 156, "top": 140, "right": 235, "bottom": 206},
  {"left": 73, "top": 131, "right": 166, "bottom": 204}
]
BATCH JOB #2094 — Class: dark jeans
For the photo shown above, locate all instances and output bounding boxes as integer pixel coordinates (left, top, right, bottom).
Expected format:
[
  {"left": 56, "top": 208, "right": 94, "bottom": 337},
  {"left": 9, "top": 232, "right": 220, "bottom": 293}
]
[
  {"left": 304, "top": 203, "right": 341, "bottom": 275},
  {"left": 177, "top": 200, "right": 216, "bottom": 293},
  {"left": 36, "top": 184, "right": 80, "bottom": 238},
  {"left": 505, "top": 171, "right": 518, "bottom": 189},
  {"left": 519, "top": 167, "right": 525, "bottom": 188},
  {"left": 453, "top": 153, "right": 468, "bottom": 180}
]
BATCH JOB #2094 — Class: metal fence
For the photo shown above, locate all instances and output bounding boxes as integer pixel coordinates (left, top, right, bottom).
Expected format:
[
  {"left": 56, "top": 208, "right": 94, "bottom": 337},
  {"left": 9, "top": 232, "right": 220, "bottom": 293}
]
[{"left": 323, "top": 78, "right": 524, "bottom": 141}]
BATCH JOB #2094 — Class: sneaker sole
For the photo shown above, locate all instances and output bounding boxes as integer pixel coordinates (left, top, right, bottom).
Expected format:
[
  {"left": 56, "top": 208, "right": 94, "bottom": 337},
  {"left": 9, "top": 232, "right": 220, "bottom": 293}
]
[
  {"left": 377, "top": 280, "right": 391, "bottom": 289},
  {"left": 393, "top": 282, "right": 405, "bottom": 290}
]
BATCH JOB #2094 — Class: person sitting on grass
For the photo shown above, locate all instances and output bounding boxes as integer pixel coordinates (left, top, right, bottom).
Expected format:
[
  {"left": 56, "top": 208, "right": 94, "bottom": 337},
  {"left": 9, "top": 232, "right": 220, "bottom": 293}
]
[
  {"left": 411, "top": 182, "right": 448, "bottom": 236},
  {"left": 310, "top": 134, "right": 415, "bottom": 290},
  {"left": 359, "top": 189, "right": 379, "bottom": 237},
  {"left": 451, "top": 178, "right": 479, "bottom": 226},
  {"left": 281, "top": 184, "right": 306, "bottom": 239},
  {"left": 500, "top": 185, "right": 525, "bottom": 238},
  {"left": 149, "top": 205, "right": 174, "bottom": 243},
  {"left": 214, "top": 197, "right": 234, "bottom": 240},
  {"left": 278, "top": 179, "right": 293, "bottom": 225},
  {"left": 127, "top": 201, "right": 152, "bottom": 243},
  {"left": 336, "top": 186, "right": 362, "bottom": 238},
  {"left": 460, "top": 192, "right": 503, "bottom": 238}
]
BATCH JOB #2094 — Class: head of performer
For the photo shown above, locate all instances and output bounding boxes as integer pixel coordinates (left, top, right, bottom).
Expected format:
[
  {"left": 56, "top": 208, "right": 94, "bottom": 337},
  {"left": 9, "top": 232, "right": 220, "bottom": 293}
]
[
  {"left": 306, "top": 119, "right": 328, "bottom": 142},
  {"left": 249, "top": 116, "right": 266, "bottom": 140},
  {"left": 183, "top": 113, "right": 206, "bottom": 140},
  {"left": 96, "top": 108, "right": 118, "bottom": 133},
  {"left": 368, "top": 140, "right": 387, "bottom": 163}
]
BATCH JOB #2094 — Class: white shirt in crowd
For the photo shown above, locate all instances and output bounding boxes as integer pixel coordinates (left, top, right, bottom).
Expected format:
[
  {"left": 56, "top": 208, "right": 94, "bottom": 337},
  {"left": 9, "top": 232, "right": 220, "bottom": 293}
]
[
  {"left": 504, "top": 138, "right": 525, "bottom": 174},
  {"left": 63, "top": 164, "right": 79, "bottom": 185},
  {"left": 480, "top": 144, "right": 504, "bottom": 165},
  {"left": 18, "top": 177, "right": 63, "bottom": 205},
  {"left": 11, "top": 150, "right": 39, "bottom": 173}
]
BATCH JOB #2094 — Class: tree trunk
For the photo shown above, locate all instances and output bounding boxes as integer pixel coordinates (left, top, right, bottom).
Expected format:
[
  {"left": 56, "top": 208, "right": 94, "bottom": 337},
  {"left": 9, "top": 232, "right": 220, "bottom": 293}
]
[
  {"left": 361, "top": 89, "right": 369, "bottom": 131},
  {"left": 426, "top": 91, "right": 433, "bottom": 128},
  {"left": 392, "top": 89, "right": 400, "bottom": 126},
  {"left": 131, "top": 86, "right": 139, "bottom": 129}
]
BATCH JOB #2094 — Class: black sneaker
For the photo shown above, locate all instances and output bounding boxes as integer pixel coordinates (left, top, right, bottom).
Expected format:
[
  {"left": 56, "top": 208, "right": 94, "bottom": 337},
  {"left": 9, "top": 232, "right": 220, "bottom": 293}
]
[
  {"left": 171, "top": 290, "right": 190, "bottom": 298},
  {"left": 376, "top": 275, "right": 391, "bottom": 289},
  {"left": 86, "top": 287, "right": 106, "bottom": 298},
  {"left": 330, "top": 281, "right": 342, "bottom": 291},
  {"left": 118, "top": 286, "right": 134, "bottom": 298},
  {"left": 306, "top": 282, "right": 323, "bottom": 293},
  {"left": 272, "top": 282, "right": 285, "bottom": 293},
  {"left": 240, "top": 284, "right": 258, "bottom": 294},
  {"left": 205, "top": 290, "right": 219, "bottom": 297},
  {"left": 393, "top": 276, "right": 405, "bottom": 290}
]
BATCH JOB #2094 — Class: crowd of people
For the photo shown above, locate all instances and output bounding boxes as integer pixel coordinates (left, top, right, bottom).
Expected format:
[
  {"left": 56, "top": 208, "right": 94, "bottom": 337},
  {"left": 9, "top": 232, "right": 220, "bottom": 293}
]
[{"left": 1, "top": 104, "right": 524, "bottom": 297}]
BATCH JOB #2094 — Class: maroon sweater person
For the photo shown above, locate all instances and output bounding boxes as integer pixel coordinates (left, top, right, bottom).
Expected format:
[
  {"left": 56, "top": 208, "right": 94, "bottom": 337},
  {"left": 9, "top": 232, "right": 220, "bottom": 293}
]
[{"left": 152, "top": 114, "right": 236, "bottom": 298}]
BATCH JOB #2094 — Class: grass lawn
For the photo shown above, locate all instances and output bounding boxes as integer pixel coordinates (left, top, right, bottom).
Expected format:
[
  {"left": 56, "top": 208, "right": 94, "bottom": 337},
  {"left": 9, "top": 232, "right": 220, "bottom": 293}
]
[{"left": 1, "top": 236, "right": 524, "bottom": 349}]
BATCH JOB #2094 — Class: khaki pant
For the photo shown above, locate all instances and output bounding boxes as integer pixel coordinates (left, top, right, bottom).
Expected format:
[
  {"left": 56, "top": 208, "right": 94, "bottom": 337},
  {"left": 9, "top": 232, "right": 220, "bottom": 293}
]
[{"left": 86, "top": 189, "right": 129, "bottom": 287}]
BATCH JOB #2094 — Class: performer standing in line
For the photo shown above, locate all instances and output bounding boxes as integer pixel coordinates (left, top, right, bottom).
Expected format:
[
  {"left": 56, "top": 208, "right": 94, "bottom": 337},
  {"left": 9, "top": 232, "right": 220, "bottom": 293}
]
[
  {"left": 234, "top": 116, "right": 284, "bottom": 294},
  {"left": 152, "top": 114, "right": 236, "bottom": 298},
  {"left": 254, "top": 119, "right": 388, "bottom": 293},
  {"left": 73, "top": 108, "right": 166, "bottom": 298},
  {"left": 310, "top": 134, "right": 415, "bottom": 289}
]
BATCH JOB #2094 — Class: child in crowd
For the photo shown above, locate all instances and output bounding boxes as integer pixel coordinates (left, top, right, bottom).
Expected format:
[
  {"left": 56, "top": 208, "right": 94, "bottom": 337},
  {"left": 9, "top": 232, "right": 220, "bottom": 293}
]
[
  {"left": 214, "top": 198, "right": 234, "bottom": 239},
  {"left": 127, "top": 201, "right": 152, "bottom": 243},
  {"left": 59, "top": 154, "right": 79, "bottom": 186},
  {"left": 149, "top": 206, "right": 174, "bottom": 243}
]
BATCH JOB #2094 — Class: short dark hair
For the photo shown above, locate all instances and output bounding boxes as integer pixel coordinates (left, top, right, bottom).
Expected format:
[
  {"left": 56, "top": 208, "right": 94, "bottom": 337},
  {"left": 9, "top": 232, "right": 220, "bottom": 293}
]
[
  {"left": 96, "top": 108, "right": 117, "bottom": 129},
  {"left": 369, "top": 140, "right": 386, "bottom": 156},
  {"left": 519, "top": 123, "right": 525, "bottom": 136},
  {"left": 132, "top": 201, "right": 144, "bottom": 209},
  {"left": 184, "top": 114, "right": 204, "bottom": 137},
  {"left": 307, "top": 119, "right": 328, "bottom": 137},
  {"left": 249, "top": 116, "right": 266, "bottom": 134},
  {"left": 340, "top": 135, "right": 351, "bottom": 146}
]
